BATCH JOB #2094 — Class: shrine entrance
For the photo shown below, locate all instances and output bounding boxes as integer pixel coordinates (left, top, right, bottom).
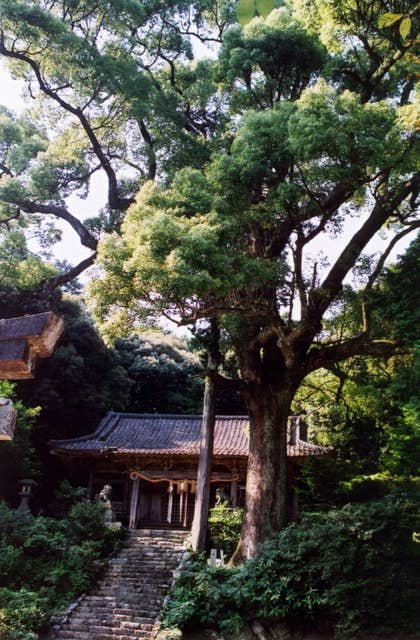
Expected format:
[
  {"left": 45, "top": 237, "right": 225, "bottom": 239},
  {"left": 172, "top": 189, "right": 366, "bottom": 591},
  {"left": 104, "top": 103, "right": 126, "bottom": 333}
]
[
  {"left": 138, "top": 482, "right": 167, "bottom": 523},
  {"left": 129, "top": 476, "right": 196, "bottom": 529}
]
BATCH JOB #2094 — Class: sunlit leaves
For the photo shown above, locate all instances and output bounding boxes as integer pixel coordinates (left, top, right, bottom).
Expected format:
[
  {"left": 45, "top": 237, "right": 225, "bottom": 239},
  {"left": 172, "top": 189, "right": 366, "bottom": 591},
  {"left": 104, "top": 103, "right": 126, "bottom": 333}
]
[
  {"left": 236, "top": 0, "right": 275, "bottom": 26},
  {"left": 378, "top": 12, "right": 412, "bottom": 39},
  {"left": 220, "top": 11, "right": 326, "bottom": 107}
]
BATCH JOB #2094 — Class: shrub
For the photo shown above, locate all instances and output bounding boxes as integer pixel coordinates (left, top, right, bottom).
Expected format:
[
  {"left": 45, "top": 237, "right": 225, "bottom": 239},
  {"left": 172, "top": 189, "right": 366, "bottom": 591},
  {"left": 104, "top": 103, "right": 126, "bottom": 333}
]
[
  {"left": 0, "top": 588, "right": 49, "bottom": 640},
  {"left": 0, "top": 498, "right": 123, "bottom": 637},
  {"left": 208, "top": 505, "right": 244, "bottom": 558},
  {"left": 163, "top": 491, "right": 419, "bottom": 639},
  {"left": 337, "top": 472, "right": 419, "bottom": 503}
]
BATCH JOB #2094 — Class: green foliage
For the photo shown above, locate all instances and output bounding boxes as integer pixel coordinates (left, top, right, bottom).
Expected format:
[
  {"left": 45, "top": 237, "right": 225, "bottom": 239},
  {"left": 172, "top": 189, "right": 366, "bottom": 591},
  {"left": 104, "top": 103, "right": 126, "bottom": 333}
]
[
  {"left": 0, "top": 231, "right": 56, "bottom": 290},
  {"left": 294, "top": 237, "right": 420, "bottom": 506},
  {"left": 371, "top": 236, "right": 420, "bottom": 346},
  {"left": 51, "top": 480, "right": 87, "bottom": 513},
  {"left": 0, "top": 499, "right": 122, "bottom": 638},
  {"left": 236, "top": 0, "right": 275, "bottom": 26},
  {"left": 0, "top": 588, "right": 47, "bottom": 640},
  {"left": 338, "top": 472, "right": 419, "bottom": 503},
  {"left": 112, "top": 331, "right": 203, "bottom": 414},
  {"left": 163, "top": 492, "right": 419, "bottom": 638},
  {"left": 208, "top": 504, "right": 244, "bottom": 557},
  {"left": 18, "top": 297, "right": 131, "bottom": 442},
  {"left": 0, "top": 382, "right": 40, "bottom": 506},
  {"left": 378, "top": 13, "right": 412, "bottom": 39}
]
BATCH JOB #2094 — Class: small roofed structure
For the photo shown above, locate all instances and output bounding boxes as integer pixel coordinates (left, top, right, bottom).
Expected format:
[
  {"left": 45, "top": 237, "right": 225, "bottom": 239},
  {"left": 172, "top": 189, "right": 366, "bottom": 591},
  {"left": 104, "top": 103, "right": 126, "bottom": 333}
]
[
  {"left": 50, "top": 412, "right": 330, "bottom": 529},
  {"left": 0, "top": 312, "right": 64, "bottom": 380},
  {"left": 0, "top": 312, "right": 63, "bottom": 440}
]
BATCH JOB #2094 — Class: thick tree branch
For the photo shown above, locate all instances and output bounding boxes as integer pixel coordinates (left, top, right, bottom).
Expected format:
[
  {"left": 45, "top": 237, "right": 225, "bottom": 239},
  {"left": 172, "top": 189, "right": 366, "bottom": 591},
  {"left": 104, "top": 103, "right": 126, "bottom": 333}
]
[
  {"left": 201, "top": 368, "right": 247, "bottom": 393},
  {"left": 302, "top": 335, "right": 403, "bottom": 377},
  {"left": 293, "top": 230, "right": 308, "bottom": 320},
  {"left": 19, "top": 200, "right": 98, "bottom": 251},
  {"left": 309, "top": 173, "right": 420, "bottom": 322},
  {"left": 41, "top": 253, "right": 97, "bottom": 291},
  {"left": 139, "top": 119, "right": 157, "bottom": 180},
  {"left": 361, "top": 41, "right": 415, "bottom": 104},
  {"left": 366, "top": 221, "right": 420, "bottom": 291},
  {"left": 361, "top": 221, "right": 420, "bottom": 331}
]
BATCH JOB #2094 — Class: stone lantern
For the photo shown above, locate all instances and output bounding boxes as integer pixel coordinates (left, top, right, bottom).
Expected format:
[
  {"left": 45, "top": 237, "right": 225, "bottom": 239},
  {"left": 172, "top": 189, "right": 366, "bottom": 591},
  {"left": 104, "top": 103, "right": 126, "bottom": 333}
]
[{"left": 16, "top": 478, "right": 37, "bottom": 515}]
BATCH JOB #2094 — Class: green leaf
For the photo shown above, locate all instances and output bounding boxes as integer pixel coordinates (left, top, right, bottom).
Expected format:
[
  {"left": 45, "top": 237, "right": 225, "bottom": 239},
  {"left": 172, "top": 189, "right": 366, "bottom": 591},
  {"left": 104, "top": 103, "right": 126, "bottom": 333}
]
[
  {"left": 236, "top": 0, "right": 257, "bottom": 26},
  {"left": 399, "top": 17, "right": 411, "bottom": 39},
  {"left": 378, "top": 13, "right": 403, "bottom": 28},
  {"left": 255, "top": 0, "right": 275, "bottom": 19}
]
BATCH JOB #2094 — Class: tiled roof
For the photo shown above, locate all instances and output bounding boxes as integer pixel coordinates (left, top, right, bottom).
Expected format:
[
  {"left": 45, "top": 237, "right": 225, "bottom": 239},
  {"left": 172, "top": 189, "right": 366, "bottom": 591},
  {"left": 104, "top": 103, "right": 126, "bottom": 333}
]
[
  {"left": 50, "top": 412, "right": 330, "bottom": 458},
  {"left": 0, "top": 312, "right": 64, "bottom": 379}
]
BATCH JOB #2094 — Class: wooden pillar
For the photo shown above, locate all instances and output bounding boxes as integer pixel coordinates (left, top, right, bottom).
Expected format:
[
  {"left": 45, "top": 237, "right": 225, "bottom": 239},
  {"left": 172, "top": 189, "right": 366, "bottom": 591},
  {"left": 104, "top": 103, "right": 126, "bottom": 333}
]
[
  {"left": 86, "top": 472, "right": 94, "bottom": 501},
  {"left": 191, "top": 320, "right": 220, "bottom": 552},
  {"left": 179, "top": 488, "right": 185, "bottom": 525},
  {"left": 129, "top": 478, "right": 140, "bottom": 529},
  {"left": 183, "top": 488, "right": 189, "bottom": 528},
  {"left": 230, "top": 478, "right": 238, "bottom": 508},
  {"left": 167, "top": 482, "right": 174, "bottom": 523}
]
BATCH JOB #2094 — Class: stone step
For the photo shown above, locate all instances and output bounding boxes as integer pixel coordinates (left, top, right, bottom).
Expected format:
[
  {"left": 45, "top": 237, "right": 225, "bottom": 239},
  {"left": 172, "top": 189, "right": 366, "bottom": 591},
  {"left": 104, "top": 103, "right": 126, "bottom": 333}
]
[{"left": 47, "top": 530, "right": 188, "bottom": 640}]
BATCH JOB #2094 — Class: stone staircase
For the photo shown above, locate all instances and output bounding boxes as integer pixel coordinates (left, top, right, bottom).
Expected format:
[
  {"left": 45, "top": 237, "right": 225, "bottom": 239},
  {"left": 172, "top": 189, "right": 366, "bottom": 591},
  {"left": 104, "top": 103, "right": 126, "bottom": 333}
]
[{"left": 48, "top": 529, "right": 188, "bottom": 640}]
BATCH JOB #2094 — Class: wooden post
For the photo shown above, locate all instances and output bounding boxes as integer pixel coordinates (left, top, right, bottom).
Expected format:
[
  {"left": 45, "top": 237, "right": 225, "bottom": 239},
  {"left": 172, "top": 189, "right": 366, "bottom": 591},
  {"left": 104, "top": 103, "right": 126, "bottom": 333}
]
[
  {"left": 183, "top": 487, "right": 189, "bottom": 528},
  {"left": 86, "top": 472, "right": 94, "bottom": 501},
  {"left": 191, "top": 319, "right": 221, "bottom": 551},
  {"left": 129, "top": 478, "right": 140, "bottom": 529},
  {"left": 190, "top": 371, "right": 217, "bottom": 550},
  {"left": 230, "top": 478, "right": 238, "bottom": 508},
  {"left": 179, "top": 488, "right": 185, "bottom": 524},
  {"left": 167, "top": 482, "right": 174, "bottom": 523}
]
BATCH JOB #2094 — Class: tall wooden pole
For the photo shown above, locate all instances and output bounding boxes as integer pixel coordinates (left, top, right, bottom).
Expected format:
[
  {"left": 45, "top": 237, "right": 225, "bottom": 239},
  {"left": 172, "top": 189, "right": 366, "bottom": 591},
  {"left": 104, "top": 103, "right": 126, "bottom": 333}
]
[
  {"left": 191, "top": 319, "right": 220, "bottom": 552},
  {"left": 191, "top": 372, "right": 217, "bottom": 550}
]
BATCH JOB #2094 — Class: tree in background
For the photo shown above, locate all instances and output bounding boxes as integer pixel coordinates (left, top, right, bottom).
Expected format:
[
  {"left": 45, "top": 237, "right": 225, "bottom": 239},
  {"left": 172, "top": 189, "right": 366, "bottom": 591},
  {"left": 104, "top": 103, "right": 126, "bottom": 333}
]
[
  {"left": 0, "top": 0, "right": 418, "bottom": 555},
  {"left": 113, "top": 331, "right": 204, "bottom": 414},
  {"left": 294, "top": 237, "right": 420, "bottom": 509}
]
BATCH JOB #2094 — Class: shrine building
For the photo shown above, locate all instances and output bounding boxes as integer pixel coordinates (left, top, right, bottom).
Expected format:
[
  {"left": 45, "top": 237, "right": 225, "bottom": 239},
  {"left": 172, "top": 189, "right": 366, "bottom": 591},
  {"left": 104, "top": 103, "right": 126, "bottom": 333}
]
[{"left": 49, "top": 412, "right": 330, "bottom": 529}]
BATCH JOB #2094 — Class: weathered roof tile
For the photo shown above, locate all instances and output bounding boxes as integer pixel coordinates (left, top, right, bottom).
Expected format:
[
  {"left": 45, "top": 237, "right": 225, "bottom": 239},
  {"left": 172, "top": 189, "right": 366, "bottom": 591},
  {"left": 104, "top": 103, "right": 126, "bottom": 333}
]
[{"left": 50, "top": 412, "right": 330, "bottom": 459}]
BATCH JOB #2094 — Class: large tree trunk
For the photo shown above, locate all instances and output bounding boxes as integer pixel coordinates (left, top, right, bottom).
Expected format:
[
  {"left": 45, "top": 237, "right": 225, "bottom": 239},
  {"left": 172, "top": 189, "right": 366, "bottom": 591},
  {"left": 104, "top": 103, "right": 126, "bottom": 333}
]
[{"left": 240, "top": 380, "right": 295, "bottom": 558}]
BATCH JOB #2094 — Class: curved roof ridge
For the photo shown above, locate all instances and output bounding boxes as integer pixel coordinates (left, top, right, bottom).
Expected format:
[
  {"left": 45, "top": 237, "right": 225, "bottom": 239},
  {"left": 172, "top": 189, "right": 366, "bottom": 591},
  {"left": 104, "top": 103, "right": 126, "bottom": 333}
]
[{"left": 49, "top": 411, "right": 117, "bottom": 446}]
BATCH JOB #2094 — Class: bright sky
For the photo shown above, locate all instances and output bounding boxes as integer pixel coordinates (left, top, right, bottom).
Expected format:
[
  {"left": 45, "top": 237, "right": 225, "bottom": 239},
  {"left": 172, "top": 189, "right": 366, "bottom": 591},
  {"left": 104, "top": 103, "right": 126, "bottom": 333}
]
[{"left": 0, "top": 64, "right": 414, "bottom": 291}]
